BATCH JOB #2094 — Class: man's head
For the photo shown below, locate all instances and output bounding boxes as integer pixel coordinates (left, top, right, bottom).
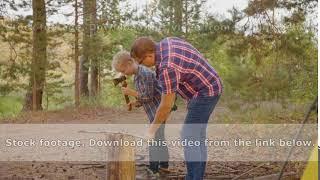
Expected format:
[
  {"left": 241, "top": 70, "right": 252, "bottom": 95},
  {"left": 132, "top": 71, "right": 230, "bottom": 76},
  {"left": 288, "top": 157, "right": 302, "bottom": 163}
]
[
  {"left": 112, "top": 51, "right": 138, "bottom": 76},
  {"left": 130, "top": 37, "right": 156, "bottom": 67}
]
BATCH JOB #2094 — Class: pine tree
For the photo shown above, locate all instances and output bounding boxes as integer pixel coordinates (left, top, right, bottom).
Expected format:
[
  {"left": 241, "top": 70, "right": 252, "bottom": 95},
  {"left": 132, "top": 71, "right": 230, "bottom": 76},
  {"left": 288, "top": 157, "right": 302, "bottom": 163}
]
[
  {"left": 157, "top": 0, "right": 176, "bottom": 35},
  {"left": 23, "top": 0, "right": 47, "bottom": 111},
  {"left": 0, "top": 16, "right": 32, "bottom": 97},
  {"left": 74, "top": 0, "right": 80, "bottom": 107},
  {"left": 89, "top": 0, "right": 99, "bottom": 97},
  {"left": 157, "top": 0, "right": 206, "bottom": 36},
  {"left": 100, "top": 0, "right": 122, "bottom": 28},
  {"left": 80, "top": 0, "right": 96, "bottom": 97}
]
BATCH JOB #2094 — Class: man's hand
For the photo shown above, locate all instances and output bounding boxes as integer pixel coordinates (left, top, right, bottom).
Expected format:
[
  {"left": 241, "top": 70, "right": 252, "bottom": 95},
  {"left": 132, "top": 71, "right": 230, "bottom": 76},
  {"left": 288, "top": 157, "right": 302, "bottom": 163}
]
[
  {"left": 121, "top": 87, "right": 138, "bottom": 97},
  {"left": 146, "top": 127, "right": 156, "bottom": 140},
  {"left": 148, "top": 93, "right": 176, "bottom": 136}
]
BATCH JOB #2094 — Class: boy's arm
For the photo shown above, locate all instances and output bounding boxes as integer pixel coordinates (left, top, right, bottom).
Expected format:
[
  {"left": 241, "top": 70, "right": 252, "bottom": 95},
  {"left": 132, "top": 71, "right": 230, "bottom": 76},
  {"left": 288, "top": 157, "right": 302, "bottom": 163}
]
[
  {"left": 121, "top": 72, "right": 156, "bottom": 103},
  {"left": 121, "top": 87, "right": 138, "bottom": 97}
]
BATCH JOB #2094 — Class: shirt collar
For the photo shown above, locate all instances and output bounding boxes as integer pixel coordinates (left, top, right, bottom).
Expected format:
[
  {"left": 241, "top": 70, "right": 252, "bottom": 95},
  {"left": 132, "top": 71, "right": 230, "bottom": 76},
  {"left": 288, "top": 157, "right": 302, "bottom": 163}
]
[
  {"left": 134, "top": 65, "right": 143, "bottom": 81},
  {"left": 155, "top": 43, "right": 161, "bottom": 68},
  {"left": 155, "top": 43, "right": 161, "bottom": 78}
]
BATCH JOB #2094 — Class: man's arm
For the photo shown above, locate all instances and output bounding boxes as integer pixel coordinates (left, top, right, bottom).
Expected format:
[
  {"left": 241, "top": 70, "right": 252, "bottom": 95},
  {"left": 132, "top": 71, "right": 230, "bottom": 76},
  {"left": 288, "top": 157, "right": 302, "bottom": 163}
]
[
  {"left": 147, "top": 67, "right": 180, "bottom": 138},
  {"left": 148, "top": 93, "right": 176, "bottom": 137}
]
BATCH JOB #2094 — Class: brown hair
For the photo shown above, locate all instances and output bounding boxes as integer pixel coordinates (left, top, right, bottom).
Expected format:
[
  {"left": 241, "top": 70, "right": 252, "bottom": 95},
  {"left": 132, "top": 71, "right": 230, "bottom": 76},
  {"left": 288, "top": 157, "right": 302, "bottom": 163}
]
[{"left": 130, "top": 37, "right": 156, "bottom": 59}]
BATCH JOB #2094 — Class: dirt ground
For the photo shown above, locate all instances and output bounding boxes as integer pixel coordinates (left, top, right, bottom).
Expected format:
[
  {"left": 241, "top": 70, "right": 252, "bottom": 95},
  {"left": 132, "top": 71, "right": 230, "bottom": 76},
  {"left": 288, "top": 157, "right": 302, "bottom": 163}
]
[{"left": 0, "top": 107, "right": 307, "bottom": 180}]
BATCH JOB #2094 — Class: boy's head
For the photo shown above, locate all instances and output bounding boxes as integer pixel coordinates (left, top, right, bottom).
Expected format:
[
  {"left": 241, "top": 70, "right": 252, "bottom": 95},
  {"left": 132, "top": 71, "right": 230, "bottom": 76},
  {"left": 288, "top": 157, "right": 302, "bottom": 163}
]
[
  {"left": 112, "top": 51, "right": 137, "bottom": 76},
  {"left": 130, "top": 37, "right": 156, "bottom": 67}
]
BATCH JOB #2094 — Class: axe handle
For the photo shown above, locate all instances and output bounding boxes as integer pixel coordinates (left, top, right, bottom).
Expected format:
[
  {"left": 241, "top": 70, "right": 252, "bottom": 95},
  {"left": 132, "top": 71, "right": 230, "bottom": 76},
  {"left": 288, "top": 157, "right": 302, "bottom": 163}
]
[{"left": 122, "top": 81, "right": 132, "bottom": 111}]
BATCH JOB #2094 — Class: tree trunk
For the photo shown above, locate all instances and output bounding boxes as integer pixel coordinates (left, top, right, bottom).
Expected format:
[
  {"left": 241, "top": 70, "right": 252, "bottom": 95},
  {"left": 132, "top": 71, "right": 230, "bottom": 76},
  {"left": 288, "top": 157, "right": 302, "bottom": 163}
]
[
  {"left": 173, "top": 0, "right": 183, "bottom": 35},
  {"left": 90, "top": 0, "right": 98, "bottom": 97},
  {"left": 74, "top": 0, "right": 80, "bottom": 107},
  {"left": 184, "top": 0, "right": 189, "bottom": 36},
  {"left": 106, "top": 133, "right": 136, "bottom": 180},
  {"left": 80, "top": 0, "right": 90, "bottom": 97},
  {"left": 168, "top": 1, "right": 174, "bottom": 35},
  {"left": 23, "top": 0, "right": 47, "bottom": 111}
]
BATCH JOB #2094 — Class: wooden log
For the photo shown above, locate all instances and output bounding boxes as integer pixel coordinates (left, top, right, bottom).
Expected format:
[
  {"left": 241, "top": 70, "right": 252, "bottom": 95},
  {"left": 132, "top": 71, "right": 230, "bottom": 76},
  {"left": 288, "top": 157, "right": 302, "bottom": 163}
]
[{"left": 106, "top": 133, "right": 136, "bottom": 180}]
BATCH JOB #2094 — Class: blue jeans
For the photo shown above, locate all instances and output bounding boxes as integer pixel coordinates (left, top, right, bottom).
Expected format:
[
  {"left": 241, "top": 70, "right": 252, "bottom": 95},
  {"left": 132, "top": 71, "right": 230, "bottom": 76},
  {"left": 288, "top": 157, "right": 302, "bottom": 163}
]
[
  {"left": 149, "top": 123, "right": 169, "bottom": 172},
  {"left": 181, "top": 95, "right": 220, "bottom": 180}
]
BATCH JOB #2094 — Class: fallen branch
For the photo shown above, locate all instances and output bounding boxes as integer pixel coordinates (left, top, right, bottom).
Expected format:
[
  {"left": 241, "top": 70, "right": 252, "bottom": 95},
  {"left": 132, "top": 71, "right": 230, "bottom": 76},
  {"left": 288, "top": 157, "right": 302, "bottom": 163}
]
[
  {"left": 79, "top": 164, "right": 105, "bottom": 169},
  {"left": 231, "top": 163, "right": 268, "bottom": 180},
  {"left": 245, "top": 172, "right": 296, "bottom": 180}
]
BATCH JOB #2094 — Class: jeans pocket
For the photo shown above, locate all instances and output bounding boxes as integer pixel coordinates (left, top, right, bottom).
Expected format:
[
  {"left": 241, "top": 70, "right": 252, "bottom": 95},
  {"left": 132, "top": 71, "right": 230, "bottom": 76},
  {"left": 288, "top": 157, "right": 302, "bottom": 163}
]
[{"left": 187, "top": 96, "right": 220, "bottom": 117}]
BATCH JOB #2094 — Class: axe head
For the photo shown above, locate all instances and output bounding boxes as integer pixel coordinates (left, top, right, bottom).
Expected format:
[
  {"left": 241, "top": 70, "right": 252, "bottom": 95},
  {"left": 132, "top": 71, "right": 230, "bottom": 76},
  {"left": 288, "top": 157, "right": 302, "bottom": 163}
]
[{"left": 113, "top": 75, "right": 127, "bottom": 86}]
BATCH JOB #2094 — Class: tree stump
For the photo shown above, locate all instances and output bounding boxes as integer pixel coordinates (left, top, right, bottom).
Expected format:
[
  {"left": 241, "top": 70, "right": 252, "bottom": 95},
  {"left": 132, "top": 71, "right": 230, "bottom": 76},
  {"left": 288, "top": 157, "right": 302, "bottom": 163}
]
[{"left": 106, "top": 133, "right": 136, "bottom": 180}]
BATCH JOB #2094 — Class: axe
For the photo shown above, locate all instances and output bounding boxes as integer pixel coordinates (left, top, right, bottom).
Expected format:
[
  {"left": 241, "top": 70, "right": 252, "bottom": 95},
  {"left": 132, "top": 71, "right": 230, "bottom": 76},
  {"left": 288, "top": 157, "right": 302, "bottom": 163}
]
[{"left": 113, "top": 75, "right": 132, "bottom": 111}]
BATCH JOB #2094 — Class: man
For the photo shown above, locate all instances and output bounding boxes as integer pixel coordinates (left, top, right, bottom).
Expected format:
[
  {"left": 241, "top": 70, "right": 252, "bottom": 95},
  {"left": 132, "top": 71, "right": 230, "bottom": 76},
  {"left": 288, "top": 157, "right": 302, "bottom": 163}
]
[
  {"left": 130, "top": 37, "right": 222, "bottom": 180},
  {"left": 112, "top": 51, "right": 170, "bottom": 176}
]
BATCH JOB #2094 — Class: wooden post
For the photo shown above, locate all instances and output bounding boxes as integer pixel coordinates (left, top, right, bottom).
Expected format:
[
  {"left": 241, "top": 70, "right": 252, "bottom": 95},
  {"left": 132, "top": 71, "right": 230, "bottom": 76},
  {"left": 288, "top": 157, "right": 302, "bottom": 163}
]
[{"left": 106, "top": 133, "right": 136, "bottom": 180}]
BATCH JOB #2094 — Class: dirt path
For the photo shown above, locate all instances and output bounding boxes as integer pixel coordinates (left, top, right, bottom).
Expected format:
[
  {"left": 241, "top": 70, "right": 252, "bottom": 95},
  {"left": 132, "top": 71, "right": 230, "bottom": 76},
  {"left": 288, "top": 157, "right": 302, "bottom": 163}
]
[{"left": 0, "top": 107, "right": 306, "bottom": 179}]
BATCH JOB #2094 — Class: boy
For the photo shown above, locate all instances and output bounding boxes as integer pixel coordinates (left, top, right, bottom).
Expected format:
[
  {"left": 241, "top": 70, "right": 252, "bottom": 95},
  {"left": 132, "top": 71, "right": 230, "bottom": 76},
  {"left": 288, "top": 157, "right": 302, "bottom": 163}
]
[{"left": 112, "top": 50, "right": 170, "bottom": 175}]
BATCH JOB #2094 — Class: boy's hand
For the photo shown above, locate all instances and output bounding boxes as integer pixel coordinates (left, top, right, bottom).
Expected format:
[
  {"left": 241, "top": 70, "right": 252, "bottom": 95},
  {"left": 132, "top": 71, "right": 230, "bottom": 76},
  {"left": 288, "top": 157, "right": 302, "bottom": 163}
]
[
  {"left": 128, "top": 101, "right": 142, "bottom": 108},
  {"left": 121, "top": 87, "right": 138, "bottom": 97}
]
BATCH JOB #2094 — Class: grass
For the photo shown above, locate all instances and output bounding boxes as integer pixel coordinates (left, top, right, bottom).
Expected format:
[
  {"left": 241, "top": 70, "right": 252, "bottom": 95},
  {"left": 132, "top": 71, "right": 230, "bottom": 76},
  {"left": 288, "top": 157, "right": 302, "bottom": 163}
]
[
  {"left": 216, "top": 97, "right": 315, "bottom": 124},
  {"left": 0, "top": 83, "right": 126, "bottom": 119},
  {"left": 1, "top": 86, "right": 316, "bottom": 124},
  {"left": 0, "top": 96, "right": 23, "bottom": 118}
]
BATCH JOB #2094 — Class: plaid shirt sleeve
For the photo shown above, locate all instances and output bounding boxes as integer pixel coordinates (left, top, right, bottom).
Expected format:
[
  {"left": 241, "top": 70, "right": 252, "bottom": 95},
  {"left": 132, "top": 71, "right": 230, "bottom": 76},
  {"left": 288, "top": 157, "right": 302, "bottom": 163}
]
[
  {"left": 136, "top": 71, "right": 156, "bottom": 103},
  {"left": 158, "top": 67, "right": 180, "bottom": 94}
]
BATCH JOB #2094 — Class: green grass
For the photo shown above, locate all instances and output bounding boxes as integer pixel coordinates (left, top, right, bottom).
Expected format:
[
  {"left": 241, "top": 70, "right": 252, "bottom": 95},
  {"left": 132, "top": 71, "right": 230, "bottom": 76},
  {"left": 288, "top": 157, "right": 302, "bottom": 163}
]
[
  {"left": 99, "top": 82, "right": 128, "bottom": 108},
  {"left": 0, "top": 83, "right": 125, "bottom": 119},
  {"left": 0, "top": 96, "right": 23, "bottom": 118},
  {"left": 217, "top": 101, "right": 312, "bottom": 124},
  {"left": 1, "top": 86, "right": 315, "bottom": 124}
]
